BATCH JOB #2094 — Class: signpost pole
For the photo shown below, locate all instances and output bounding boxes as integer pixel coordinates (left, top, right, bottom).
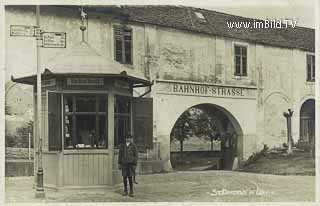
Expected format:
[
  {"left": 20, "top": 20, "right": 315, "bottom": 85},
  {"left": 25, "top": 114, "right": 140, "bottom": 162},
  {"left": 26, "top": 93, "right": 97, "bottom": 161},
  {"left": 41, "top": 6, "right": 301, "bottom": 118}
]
[
  {"left": 28, "top": 132, "right": 31, "bottom": 160},
  {"left": 9, "top": 6, "right": 66, "bottom": 197},
  {"left": 35, "top": 5, "right": 45, "bottom": 198}
]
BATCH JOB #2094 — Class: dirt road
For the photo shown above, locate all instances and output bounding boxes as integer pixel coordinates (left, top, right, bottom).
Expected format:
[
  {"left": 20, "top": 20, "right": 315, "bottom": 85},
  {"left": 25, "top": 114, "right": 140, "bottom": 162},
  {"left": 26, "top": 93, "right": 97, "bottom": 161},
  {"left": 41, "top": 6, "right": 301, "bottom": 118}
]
[{"left": 5, "top": 170, "right": 315, "bottom": 203}]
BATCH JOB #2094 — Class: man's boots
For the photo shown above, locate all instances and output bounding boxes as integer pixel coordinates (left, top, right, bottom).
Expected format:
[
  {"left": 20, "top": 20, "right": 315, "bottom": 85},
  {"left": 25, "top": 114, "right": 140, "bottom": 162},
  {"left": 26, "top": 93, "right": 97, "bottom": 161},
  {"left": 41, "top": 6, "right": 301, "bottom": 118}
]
[
  {"left": 122, "top": 190, "right": 128, "bottom": 196},
  {"left": 128, "top": 176, "right": 134, "bottom": 197},
  {"left": 122, "top": 177, "right": 128, "bottom": 196}
]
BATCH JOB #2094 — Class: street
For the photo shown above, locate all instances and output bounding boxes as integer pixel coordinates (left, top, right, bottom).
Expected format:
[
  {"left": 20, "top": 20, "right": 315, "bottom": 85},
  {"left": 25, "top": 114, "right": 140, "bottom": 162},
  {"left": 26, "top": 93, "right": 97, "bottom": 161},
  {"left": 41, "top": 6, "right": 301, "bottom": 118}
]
[{"left": 5, "top": 170, "right": 315, "bottom": 203}]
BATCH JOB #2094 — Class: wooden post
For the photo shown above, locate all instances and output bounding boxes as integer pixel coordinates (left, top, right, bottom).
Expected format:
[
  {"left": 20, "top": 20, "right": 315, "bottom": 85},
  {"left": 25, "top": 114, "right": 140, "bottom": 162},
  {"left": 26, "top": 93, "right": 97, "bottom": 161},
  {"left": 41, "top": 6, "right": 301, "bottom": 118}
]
[{"left": 107, "top": 92, "right": 115, "bottom": 185}]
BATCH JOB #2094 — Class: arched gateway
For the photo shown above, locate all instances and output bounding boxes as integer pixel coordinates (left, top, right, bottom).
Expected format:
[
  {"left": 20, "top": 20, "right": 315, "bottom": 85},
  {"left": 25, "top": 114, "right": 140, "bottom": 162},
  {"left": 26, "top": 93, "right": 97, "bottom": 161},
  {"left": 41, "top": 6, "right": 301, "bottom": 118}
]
[
  {"left": 169, "top": 103, "right": 243, "bottom": 170},
  {"left": 153, "top": 80, "right": 258, "bottom": 171},
  {"left": 299, "top": 99, "right": 315, "bottom": 148}
]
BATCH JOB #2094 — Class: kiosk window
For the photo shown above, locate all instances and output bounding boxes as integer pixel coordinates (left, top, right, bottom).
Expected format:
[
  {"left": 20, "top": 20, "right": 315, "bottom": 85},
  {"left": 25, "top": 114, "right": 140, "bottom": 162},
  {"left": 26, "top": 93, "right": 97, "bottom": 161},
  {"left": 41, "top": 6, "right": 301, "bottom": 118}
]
[
  {"left": 64, "top": 95, "right": 108, "bottom": 149},
  {"left": 114, "top": 95, "right": 131, "bottom": 147}
]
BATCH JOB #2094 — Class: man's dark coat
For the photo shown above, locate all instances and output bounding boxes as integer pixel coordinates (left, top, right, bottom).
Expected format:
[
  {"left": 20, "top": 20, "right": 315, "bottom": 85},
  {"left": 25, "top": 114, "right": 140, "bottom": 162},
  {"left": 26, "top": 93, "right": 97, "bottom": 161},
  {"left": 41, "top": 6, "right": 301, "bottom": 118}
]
[{"left": 118, "top": 143, "right": 138, "bottom": 177}]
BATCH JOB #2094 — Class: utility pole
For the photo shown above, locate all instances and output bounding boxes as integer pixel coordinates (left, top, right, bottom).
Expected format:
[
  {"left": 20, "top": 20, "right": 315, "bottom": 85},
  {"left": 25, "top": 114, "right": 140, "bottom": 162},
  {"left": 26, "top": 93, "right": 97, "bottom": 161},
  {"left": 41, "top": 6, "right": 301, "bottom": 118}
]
[
  {"left": 283, "top": 109, "right": 293, "bottom": 155},
  {"left": 35, "top": 5, "right": 45, "bottom": 198}
]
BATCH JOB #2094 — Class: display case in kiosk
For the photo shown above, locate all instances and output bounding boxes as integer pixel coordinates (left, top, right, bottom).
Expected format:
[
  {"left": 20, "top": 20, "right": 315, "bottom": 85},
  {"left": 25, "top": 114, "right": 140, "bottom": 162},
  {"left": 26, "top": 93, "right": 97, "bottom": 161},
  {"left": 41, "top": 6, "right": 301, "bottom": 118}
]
[{"left": 12, "top": 41, "right": 153, "bottom": 189}]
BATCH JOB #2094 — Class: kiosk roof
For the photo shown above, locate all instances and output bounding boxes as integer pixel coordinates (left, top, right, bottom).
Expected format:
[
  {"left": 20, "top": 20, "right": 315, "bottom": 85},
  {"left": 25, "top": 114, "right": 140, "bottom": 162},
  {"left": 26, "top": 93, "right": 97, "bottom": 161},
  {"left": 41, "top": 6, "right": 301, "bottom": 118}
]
[{"left": 12, "top": 41, "right": 151, "bottom": 86}]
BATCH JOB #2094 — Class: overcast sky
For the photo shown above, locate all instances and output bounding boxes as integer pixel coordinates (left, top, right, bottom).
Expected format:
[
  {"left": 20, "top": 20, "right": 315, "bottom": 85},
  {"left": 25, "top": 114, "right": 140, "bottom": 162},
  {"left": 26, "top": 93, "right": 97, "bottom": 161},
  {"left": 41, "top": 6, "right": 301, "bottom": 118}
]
[
  {"left": 3, "top": 0, "right": 316, "bottom": 28},
  {"left": 108, "top": 0, "right": 315, "bottom": 28}
]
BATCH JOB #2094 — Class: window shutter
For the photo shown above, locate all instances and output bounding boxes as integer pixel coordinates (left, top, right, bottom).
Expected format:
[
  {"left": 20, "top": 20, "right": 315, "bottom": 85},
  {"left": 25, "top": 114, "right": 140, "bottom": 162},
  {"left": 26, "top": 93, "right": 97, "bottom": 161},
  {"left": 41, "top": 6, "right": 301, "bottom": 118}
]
[
  {"left": 48, "top": 92, "right": 62, "bottom": 151},
  {"left": 124, "top": 29, "right": 132, "bottom": 64},
  {"left": 114, "top": 26, "right": 133, "bottom": 64},
  {"left": 132, "top": 97, "right": 153, "bottom": 151},
  {"left": 114, "top": 27, "right": 123, "bottom": 63}
]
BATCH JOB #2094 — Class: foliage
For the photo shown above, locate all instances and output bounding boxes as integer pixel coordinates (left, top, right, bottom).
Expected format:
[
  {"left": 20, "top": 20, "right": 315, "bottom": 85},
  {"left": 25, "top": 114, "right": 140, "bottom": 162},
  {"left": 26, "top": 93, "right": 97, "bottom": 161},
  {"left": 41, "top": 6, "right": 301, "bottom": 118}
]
[
  {"left": 6, "top": 120, "right": 34, "bottom": 148},
  {"left": 244, "top": 144, "right": 269, "bottom": 167},
  {"left": 170, "top": 107, "right": 221, "bottom": 143}
]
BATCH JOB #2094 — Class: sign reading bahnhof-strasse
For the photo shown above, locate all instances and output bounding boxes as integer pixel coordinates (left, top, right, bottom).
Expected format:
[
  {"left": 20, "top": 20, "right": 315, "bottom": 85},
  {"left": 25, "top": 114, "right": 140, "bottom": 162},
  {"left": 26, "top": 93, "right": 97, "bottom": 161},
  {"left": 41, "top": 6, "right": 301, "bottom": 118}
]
[{"left": 156, "top": 80, "right": 257, "bottom": 99}]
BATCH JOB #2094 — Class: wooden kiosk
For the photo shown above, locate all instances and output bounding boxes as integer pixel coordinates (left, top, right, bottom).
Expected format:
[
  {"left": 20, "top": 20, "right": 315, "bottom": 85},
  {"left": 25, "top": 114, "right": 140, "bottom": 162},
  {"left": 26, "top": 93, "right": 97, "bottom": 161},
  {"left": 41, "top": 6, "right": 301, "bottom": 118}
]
[{"left": 12, "top": 40, "right": 153, "bottom": 189}]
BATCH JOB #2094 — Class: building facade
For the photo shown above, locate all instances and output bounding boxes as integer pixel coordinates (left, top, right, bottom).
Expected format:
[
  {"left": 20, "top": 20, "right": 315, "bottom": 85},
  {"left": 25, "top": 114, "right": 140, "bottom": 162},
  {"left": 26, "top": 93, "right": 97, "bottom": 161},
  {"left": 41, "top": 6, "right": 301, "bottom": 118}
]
[{"left": 5, "top": 5, "right": 315, "bottom": 187}]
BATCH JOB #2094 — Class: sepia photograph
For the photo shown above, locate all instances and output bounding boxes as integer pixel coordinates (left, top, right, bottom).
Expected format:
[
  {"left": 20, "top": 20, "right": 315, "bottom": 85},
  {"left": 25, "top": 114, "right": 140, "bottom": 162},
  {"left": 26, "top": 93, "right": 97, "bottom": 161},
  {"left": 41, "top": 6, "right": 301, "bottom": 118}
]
[{"left": 2, "top": 0, "right": 317, "bottom": 204}]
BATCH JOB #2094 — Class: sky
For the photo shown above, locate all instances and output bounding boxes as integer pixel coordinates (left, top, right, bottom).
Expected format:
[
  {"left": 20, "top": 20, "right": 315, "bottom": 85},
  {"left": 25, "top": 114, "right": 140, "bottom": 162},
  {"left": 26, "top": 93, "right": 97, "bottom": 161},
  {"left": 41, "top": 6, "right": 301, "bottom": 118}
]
[
  {"left": 147, "top": 0, "right": 316, "bottom": 28},
  {"left": 3, "top": 0, "right": 316, "bottom": 28},
  {"left": 54, "top": 0, "right": 315, "bottom": 28}
]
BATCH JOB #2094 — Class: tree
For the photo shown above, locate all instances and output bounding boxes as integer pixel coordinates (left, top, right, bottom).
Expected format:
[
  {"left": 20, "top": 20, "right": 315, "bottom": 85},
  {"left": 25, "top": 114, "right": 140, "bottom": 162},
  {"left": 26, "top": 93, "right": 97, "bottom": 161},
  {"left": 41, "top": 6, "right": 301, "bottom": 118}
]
[
  {"left": 208, "top": 124, "right": 220, "bottom": 151},
  {"left": 171, "top": 111, "right": 191, "bottom": 163}
]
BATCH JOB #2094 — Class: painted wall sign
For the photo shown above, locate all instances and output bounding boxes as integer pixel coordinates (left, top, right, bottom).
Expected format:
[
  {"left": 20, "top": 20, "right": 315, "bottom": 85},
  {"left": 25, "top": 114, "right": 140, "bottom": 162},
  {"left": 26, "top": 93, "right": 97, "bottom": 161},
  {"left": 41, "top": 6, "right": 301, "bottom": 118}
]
[
  {"left": 156, "top": 81, "right": 257, "bottom": 99},
  {"left": 67, "top": 78, "right": 104, "bottom": 86},
  {"left": 42, "top": 79, "right": 56, "bottom": 87},
  {"left": 42, "top": 32, "right": 66, "bottom": 48},
  {"left": 10, "top": 25, "right": 40, "bottom": 37}
]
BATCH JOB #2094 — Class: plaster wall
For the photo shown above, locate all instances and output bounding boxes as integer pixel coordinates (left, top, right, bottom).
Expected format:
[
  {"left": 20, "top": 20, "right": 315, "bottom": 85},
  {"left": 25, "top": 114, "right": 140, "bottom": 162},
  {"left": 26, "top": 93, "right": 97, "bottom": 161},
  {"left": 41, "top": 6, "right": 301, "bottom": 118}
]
[{"left": 5, "top": 6, "right": 315, "bottom": 172}]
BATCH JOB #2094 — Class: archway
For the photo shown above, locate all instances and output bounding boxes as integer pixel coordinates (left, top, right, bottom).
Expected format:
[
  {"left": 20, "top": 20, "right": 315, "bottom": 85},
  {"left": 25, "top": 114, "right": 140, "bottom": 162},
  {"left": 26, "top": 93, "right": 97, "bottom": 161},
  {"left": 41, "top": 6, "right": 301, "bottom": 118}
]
[
  {"left": 169, "top": 103, "right": 243, "bottom": 170},
  {"left": 299, "top": 99, "right": 315, "bottom": 147}
]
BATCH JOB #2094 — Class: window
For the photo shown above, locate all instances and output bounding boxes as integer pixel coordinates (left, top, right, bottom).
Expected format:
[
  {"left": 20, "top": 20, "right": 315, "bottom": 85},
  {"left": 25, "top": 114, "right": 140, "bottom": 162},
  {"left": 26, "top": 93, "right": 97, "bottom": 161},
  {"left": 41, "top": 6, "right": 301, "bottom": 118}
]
[
  {"left": 307, "top": 54, "right": 315, "bottom": 82},
  {"left": 64, "top": 94, "right": 108, "bottom": 149},
  {"left": 194, "top": 11, "right": 206, "bottom": 22},
  {"left": 114, "top": 95, "right": 131, "bottom": 147},
  {"left": 234, "top": 45, "right": 247, "bottom": 76},
  {"left": 114, "top": 26, "right": 132, "bottom": 64},
  {"left": 195, "top": 11, "right": 205, "bottom": 19}
]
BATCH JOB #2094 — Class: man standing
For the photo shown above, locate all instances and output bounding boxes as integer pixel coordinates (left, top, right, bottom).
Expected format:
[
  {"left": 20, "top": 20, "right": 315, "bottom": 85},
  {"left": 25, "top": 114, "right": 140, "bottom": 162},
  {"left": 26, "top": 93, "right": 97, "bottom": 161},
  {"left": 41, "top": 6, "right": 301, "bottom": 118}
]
[{"left": 118, "top": 134, "right": 138, "bottom": 197}]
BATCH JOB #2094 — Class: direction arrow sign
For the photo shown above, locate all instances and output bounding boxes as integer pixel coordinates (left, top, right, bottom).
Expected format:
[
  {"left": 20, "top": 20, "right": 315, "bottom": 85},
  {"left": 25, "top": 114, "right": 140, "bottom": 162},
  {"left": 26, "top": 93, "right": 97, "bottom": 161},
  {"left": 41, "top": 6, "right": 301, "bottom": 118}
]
[
  {"left": 42, "top": 32, "right": 66, "bottom": 48},
  {"left": 10, "top": 25, "right": 40, "bottom": 37}
]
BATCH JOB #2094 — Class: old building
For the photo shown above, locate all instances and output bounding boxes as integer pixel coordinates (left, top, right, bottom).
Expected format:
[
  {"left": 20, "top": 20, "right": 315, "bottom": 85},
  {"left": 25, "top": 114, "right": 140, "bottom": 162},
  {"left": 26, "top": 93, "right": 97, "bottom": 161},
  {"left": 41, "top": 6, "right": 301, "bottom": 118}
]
[{"left": 6, "top": 5, "right": 315, "bottom": 189}]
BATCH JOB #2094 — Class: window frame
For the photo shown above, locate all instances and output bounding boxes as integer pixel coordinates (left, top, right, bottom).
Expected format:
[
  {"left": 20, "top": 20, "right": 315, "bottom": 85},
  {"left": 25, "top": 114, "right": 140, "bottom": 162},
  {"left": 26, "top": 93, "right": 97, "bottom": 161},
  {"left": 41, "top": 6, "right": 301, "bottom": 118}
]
[
  {"left": 63, "top": 93, "right": 108, "bottom": 149},
  {"left": 306, "top": 53, "right": 315, "bottom": 82},
  {"left": 233, "top": 43, "right": 248, "bottom": 77},
  {"left": 113, "top": 25, "right": 133, "bottom": 65}
]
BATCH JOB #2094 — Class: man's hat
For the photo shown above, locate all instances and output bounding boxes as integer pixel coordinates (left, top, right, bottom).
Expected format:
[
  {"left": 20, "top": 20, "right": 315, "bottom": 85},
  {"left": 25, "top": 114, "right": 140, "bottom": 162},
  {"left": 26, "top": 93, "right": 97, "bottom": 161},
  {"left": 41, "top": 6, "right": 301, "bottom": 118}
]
[{"left": 126, "top": 134, "right": 133, "bottom": 139}]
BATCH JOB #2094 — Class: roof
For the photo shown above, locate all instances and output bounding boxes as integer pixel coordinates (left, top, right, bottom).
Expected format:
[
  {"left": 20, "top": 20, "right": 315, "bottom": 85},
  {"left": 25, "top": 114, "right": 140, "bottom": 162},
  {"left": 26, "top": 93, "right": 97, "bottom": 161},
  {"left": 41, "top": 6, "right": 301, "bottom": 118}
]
[
  {"left": 92, "top": 5, "right": 314, "bottom": 52},
  {"left": 12, "top": 41, "right": 151, "bottom": 86}
]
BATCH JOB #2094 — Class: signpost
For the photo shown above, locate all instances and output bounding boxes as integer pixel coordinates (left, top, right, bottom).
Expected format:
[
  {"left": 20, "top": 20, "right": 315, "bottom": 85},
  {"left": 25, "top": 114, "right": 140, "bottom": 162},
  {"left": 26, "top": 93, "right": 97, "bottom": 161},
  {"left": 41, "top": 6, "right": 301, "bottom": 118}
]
[
  {"left": 42, "top": 32, "right": 66, "bottom": 48},
  {"left": 10, "top": 5, "right": 66, "bottom": 199},
  {"left": 10, "top": 25, "right": 40, "bottom": 37}
]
